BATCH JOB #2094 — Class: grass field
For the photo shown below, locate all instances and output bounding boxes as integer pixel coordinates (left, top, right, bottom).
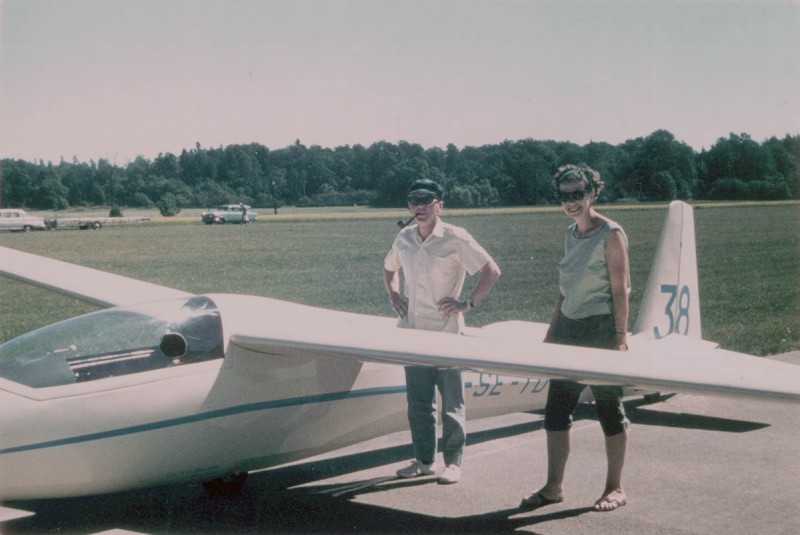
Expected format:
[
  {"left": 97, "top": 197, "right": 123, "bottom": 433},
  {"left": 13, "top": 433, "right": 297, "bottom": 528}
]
[{"left": 2, "top": 202, "right": 798, "bottom": 356}]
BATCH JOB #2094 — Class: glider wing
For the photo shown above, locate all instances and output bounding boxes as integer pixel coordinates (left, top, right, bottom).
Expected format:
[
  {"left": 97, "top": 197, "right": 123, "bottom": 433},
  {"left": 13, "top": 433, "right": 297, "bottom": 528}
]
[{"left": 0, "top": 245, "right": 192, "bottom": 307}]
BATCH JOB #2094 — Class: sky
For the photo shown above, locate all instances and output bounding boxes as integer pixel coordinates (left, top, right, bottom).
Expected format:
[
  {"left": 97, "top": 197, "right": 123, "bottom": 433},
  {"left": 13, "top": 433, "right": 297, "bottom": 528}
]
[{"left": 1, "top": 0, "right": 798, "bottom": 165}]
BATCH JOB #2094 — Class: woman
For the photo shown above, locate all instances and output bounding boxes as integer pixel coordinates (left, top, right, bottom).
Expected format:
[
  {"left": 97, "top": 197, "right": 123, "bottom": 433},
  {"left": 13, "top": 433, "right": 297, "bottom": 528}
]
[{"left": 521, "top": 164, "right": 630, "bottom": 513}]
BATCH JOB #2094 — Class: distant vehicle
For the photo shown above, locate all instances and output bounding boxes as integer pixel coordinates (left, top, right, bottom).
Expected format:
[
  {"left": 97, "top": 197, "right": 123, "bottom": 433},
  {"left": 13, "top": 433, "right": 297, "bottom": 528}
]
[
  {"left": 48, "top": 216, "right": 150, "bottom": 231},
  {"left": 201, "top": 204, "right": 256, "bottom": 224},
  {"left": 0, "top": 209, "right": 47, "bottom": 232}
]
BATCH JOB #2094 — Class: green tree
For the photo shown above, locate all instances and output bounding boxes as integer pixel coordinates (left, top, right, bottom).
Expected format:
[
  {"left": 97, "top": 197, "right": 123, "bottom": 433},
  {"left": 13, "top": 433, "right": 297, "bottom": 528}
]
[
  {"left": 762, "top": 136, "right": 799, "bottom": 198},
  {"left": 498, "top": 139, "right": 558, "bottom": 205},
  {"left": 152, "top": 152, "right": 180, "bottom": 181},
  {"left": 33, "top": 175, "right": 69, "bottom": 209},
  {"left": 156, "top": 192, "right": 181, "bottom": 216},
  {"left": 620, "top": 130, "right": 696, "bottom": 201},
  {"left": 1, "top": 160, "right": 35, "bottom": 207},
  {"left": 373, "top": 157, "right": 446, "bottom": 207},
  {"left": 699, "top": 133, "right": 779, "bottom": 198}
]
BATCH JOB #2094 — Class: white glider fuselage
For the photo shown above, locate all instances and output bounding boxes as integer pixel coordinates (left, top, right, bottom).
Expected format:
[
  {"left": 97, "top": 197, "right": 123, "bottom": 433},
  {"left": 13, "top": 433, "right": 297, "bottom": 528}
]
[{"left": 0, "top": 295, "right": 547, "bottom": 500}]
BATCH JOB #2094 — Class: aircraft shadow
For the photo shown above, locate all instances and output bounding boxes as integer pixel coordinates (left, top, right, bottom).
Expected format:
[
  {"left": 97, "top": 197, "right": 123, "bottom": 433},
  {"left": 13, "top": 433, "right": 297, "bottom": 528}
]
[
  {"left": 247, "top": 417, "right": 548, "bottom": 493},
  {"left": 625, "top": 404, "right": 769, "bottom": 433},
  {"left": 3, "top": 397, "right": 764, "bottom": 534},
  {"left": 542, "top": 395, "right": 769, "bottom": 433},
  {"left": 3, "top": 484, "right": 592, "bottom": 535},
  {"left": 1, "top": 416, "right": 549, "bottom": 535}
]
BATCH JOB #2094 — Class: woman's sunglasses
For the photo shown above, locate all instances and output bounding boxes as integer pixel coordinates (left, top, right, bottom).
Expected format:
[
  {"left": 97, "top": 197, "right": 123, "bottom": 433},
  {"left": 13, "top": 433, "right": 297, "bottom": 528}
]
[{"left": 557, "top": 189, "right": 590, "bottom": 202}]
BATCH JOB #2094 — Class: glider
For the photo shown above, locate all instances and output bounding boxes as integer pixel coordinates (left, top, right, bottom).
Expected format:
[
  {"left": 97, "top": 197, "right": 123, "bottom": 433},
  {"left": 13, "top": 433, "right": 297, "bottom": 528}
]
[{"left": 0, "top": 201, "right": 798, "bottom": 502}]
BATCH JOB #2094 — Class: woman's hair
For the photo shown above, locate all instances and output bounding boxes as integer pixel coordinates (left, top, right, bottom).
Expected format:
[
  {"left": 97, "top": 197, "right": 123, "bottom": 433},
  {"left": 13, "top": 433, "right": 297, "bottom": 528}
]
[{"left": 553, "top": 164, "right": 605, "bottom": 195}]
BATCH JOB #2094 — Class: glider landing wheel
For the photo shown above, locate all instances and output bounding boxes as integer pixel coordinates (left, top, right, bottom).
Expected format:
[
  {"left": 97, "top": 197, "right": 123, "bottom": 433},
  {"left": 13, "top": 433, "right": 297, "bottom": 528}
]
[{"left": 202, "top": 472, "right": 248, "bottom": 498}]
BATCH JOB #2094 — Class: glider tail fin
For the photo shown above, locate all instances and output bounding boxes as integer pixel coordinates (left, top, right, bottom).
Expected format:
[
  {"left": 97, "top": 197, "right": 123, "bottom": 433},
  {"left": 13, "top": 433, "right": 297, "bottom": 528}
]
[{"left": 632, "top": 201, "right": 702, "bottom": 340}]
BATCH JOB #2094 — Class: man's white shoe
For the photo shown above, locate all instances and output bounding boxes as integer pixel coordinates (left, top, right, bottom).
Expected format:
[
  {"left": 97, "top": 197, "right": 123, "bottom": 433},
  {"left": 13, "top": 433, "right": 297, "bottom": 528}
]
[
  {"left": 439, "top": 464, "right": 461, "bottom": 484},
  {"left": 396, "top": 460, "right": 436, "bottom": 478}
]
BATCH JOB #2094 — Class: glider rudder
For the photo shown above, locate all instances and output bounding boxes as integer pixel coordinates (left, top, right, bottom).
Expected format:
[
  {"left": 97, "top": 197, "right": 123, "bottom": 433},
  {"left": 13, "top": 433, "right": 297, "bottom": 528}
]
[{"left": 632, "top": 201, "right": 702, "bottom": 340}]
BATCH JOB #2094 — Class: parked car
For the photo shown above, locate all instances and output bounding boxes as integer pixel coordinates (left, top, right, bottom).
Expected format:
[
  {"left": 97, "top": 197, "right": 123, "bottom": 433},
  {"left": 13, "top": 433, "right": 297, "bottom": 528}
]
[
  {"left": 201, "top": 204, "right": 257, "bottom": 224},
  {"left": 0, "top": 209, "right": 47, "bottom": 232}
]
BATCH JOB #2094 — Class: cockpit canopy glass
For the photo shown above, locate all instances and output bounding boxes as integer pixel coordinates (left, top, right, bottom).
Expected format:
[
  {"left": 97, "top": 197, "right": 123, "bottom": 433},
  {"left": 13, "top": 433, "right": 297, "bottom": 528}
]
[{"left": 0, "top": 296, "right": 224, "bottom": 388}]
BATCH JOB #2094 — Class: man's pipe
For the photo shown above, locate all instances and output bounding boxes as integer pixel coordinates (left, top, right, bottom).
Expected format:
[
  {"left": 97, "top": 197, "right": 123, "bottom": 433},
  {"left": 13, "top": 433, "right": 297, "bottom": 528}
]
[{"left": 396, "top": 214, "right": 416, "bottom": 228}]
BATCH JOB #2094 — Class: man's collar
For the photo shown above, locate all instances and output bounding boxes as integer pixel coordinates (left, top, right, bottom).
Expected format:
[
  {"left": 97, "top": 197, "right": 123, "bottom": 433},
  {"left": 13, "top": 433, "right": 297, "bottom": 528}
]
[
  {"left": 431, "top": 217, "right": 445, "bottom": 237},
  {"left": 413, "top": 217, "right": 444, "bottom": 242}
]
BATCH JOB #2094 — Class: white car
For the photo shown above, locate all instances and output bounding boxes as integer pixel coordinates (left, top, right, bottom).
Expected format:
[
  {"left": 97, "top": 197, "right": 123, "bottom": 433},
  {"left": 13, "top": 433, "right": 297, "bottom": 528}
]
[
  {"left": 201, "top": 204, "right": 257, "bottom": 224},
  {"left": 0, "top": 209, "right": 47, "bottom": 232}
]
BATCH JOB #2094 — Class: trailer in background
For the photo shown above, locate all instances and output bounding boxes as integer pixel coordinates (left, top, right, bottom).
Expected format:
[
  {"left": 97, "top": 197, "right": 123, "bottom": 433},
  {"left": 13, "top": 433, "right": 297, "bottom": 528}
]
[{"left": 46, "top": 216, "right": 150, "bottom": 230}]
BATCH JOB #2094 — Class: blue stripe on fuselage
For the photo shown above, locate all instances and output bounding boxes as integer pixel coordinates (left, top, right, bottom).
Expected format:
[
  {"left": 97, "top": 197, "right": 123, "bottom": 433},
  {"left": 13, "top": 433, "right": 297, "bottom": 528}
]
[{"left": 0, "top": 385, "right": 406, "bottom": 455}]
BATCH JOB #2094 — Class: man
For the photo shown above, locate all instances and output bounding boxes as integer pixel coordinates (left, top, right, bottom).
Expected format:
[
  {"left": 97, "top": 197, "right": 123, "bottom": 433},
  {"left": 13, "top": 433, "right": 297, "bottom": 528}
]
[{"left": 383, "top": 179, "right": 501, "bottom": 484}]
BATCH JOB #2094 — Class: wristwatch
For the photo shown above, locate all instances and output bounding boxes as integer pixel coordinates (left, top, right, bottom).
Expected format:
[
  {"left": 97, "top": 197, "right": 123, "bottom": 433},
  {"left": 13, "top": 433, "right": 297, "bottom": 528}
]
[{"left": 466, "top": 298, "right": 475, "bottom": 309}]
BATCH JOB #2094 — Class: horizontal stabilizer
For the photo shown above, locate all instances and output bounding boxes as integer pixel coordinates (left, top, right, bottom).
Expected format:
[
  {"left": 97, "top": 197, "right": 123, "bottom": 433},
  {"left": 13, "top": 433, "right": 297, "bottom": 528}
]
[{"left": 0, "top": 246, "right": 193, "bottom": 307}]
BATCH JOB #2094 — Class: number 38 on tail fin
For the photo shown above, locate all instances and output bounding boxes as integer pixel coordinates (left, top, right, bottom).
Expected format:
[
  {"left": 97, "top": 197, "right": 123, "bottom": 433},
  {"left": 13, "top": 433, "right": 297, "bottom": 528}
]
[{"left": 634, "top": 201, "right": 701, "bottom": 340}]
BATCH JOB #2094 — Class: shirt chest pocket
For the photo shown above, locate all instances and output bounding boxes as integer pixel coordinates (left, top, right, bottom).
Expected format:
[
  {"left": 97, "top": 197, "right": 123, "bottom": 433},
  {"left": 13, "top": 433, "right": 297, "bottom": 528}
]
[{"left": 428, "top": 248, "right": 462, "bottom": 273}]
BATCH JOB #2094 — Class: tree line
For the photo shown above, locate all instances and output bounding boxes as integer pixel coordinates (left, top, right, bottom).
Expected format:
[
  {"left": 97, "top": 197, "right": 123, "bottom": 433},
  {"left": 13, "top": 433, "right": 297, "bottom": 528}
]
[{"left": 1, "top": 130, "right": 797, "bottom": 215}]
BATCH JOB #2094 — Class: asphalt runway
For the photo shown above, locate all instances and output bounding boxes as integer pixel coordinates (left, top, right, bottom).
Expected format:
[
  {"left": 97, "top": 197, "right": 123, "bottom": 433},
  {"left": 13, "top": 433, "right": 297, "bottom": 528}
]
[{"left": 2, "top": 353, "right": 799, "bottom": 535}]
